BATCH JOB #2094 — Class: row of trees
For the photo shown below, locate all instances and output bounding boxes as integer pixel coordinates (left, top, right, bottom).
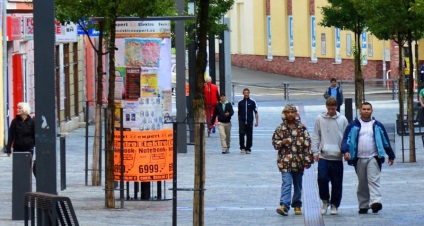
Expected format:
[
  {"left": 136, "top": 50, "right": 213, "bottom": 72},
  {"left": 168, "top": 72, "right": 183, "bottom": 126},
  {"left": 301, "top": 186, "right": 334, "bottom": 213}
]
[
  {"left": 321, "top": 0, "right": 424, "bottom": 162},
  {"left": 55, "top": 2, "right": 234, "bottom": 225}
]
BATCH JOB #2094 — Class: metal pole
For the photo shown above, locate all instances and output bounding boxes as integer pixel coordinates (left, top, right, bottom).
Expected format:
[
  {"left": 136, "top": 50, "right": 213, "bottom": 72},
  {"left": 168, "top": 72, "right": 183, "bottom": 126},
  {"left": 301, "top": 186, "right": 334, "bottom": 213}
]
[
  {"left": 219, "top": 33, "right": 225, "bottom": 94},
  {"left": 103, "top": 107, "right": 108, "bottom": 207},
  {"left": 85, "top": 101, "right": 89, "bottom": 186},
  {"left": 34, "top": 0, "right": 57, "bottom": 194},
  {"left": 120, "top": 108, "right": 124, "bottom": 208},
  {"left": 199, "top": 123, "right": 204, "bottom": 224},
  {"left": 172, "top": 122, "right": 178, "bottom": 226},
  {"left": 99, "top": 107, "right": 103, "bottom": 185},
  {"left": 176, "top": 0, "right": 187, "bottom": 153}
]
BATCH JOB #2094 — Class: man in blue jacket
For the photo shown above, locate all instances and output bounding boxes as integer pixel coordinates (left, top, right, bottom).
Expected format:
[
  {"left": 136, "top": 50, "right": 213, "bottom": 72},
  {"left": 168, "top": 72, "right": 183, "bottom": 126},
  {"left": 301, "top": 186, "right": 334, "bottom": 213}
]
[
  {"left": 324, "top": 78, "right": 343, "bottom": 112},
  {"left": 238, "top": 88, "right": 258, "bottom": 154},
  {"left": 341, "top": 102, "right": 395, "bottom": 214}
]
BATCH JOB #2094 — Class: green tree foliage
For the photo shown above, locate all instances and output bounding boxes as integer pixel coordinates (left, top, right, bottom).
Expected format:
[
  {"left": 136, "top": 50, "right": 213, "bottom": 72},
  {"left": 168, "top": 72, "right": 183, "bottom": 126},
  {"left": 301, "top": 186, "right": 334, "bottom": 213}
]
[
  {"left": 55, "top": 0, "right": 175, "bottom": 208},
  {"left": 354, "top": 0, "right": 424, "bottom": 162},
  {"left": 320, "top": 0, "right": 366, "bottom": 108}
]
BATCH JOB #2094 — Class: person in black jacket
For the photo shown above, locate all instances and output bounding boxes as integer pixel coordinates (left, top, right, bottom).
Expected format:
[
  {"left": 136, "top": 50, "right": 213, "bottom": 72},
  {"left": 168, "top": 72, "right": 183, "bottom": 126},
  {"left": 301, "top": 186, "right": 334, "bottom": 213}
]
[
  {"left": 211, "top": 93, "right": 234, "bottom": 154},
  {"left": 6, "top": 102, "right": 35, "bottom": 157},
  {"left": 238, "top": 88, "right": 258, "bottom": 154}
]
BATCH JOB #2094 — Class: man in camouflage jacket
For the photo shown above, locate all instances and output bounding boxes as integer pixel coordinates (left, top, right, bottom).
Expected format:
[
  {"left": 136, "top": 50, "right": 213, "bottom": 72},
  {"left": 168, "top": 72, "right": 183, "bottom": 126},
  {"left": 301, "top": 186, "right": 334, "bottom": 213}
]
[{"left": 272, "top": 103, "right": 313, "bottom": 216}]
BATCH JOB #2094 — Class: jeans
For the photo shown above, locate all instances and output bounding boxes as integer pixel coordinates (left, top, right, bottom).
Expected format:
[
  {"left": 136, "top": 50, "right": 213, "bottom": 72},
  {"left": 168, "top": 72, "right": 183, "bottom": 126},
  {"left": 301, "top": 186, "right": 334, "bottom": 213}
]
[
  {"left": 317, "top": 159, "right": 343, "bottom": 207},
  {"left": 280, "top": 172, "right": 303, "bottom": 209},
  {"left": 239, "top": 123, "right": 253, "bottom": 150}
]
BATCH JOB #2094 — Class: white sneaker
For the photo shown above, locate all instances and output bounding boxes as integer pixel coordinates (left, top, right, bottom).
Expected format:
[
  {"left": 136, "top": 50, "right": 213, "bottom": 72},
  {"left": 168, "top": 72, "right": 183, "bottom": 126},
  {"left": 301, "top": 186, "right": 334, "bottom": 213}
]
[
  {"left": 240, "top": 149, "right": 245, "bottom": 154},
  {"left": 330, "top": 204, "right": 338, "bottom": 215},
  {"left": 321, "top": 201, "right": 329, "bottom": 215}
]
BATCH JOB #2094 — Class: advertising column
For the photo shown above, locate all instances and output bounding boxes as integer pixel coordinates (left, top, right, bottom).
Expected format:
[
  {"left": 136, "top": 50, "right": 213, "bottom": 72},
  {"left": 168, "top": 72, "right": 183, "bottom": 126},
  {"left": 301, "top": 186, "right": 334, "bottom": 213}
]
[{"left": 113, "top": 21, "right": 174, "bottom": 182}]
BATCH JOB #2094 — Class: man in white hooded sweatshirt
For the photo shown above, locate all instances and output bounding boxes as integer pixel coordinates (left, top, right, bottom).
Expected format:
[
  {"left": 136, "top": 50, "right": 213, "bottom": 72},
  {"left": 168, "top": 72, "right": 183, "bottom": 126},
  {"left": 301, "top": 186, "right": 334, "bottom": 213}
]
[{"left": 311, "top": 96, "right": 348, "bottom": 215}]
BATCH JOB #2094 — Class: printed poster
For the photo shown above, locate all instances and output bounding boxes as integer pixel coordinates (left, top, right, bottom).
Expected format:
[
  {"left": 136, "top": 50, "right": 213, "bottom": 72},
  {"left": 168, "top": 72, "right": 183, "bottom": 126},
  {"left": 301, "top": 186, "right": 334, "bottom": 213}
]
[
  {"left": 141, "top": 72, "right": 158, "bottom": 97},
  {"left": 125, "top": 67, "right": 141, "bottom": 100},
  {"left": 114, "top": 130, "right": 173, "bottom": 182}
]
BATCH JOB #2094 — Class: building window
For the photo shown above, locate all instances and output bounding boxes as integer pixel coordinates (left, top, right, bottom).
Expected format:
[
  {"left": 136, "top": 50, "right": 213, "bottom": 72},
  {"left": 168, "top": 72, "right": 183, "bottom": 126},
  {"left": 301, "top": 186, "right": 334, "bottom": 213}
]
[
  {"left": 346, "top": 34, "right": 351, "bottom": 57},
  {"left": 321, "top": 33, "right": 326, "bottom": 55},
  {"left": 368, "top": 35, "right": 373, "bottom": 57}
]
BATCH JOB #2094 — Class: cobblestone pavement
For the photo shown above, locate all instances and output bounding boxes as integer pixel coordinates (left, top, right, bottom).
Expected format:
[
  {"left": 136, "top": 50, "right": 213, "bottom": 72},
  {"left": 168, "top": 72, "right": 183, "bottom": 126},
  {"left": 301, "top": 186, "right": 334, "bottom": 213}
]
[{"left": 0, "top": 66, "right": 422, "bottom": 226}]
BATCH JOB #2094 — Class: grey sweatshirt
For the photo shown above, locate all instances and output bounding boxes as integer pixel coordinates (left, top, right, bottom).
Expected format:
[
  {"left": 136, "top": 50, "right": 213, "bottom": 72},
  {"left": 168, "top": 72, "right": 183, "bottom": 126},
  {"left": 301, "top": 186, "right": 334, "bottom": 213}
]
[{"left": 311, "top": 111, "right": 348, "bottom": 161}]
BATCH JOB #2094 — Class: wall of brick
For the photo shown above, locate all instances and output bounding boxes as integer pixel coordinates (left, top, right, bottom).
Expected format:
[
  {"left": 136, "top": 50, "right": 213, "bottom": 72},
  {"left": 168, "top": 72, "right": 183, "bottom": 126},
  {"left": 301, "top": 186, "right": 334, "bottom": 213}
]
[{"left": 226, "top": 54, "right": 390, "bottom": 81}]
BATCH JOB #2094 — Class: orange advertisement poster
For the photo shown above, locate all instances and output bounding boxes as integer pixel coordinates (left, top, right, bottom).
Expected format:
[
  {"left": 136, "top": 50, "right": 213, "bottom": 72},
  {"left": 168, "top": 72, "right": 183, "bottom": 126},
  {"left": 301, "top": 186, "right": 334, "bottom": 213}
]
[{"left": 113, "top": 130, "right": 173, "bottom": 182}]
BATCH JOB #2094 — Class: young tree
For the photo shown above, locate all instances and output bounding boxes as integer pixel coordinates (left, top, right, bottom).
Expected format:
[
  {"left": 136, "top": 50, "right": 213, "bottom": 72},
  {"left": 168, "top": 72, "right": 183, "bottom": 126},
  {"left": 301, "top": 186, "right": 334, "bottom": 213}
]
[
  {"left": 56, "top": 0, "right": 108, "bottom": 187},
  {"left": 354, "top": 0, "right": 424, "bottom": 162},
  {"left": 320, "top": 0, "right": 366, "bottom": 109},
  {"left": 190, "top": 0, "right": 234, "bottom": 224},
  {"left": 56, "top": 0, "right": 175, "bottom": 208}
]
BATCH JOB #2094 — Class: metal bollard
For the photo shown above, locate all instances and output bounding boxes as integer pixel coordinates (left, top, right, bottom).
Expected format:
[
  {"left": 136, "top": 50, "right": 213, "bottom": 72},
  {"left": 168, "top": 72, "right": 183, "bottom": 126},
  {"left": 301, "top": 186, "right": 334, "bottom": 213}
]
[
  {"left": 60, "top": 135, "right": 66, "bottom": 191},
  {"left": 12, "top": 152, "right": 32, "bottom": 220},
  {"left": 345, "top": 98, "right": 353, "bottom": 123}
]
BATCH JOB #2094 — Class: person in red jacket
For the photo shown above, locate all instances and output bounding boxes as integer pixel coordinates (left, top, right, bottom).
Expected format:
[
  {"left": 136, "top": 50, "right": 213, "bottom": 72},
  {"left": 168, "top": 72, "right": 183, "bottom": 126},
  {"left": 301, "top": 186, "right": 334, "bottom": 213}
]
[{"left": 204, "top": 76, "right": 219, "bottom": 136}]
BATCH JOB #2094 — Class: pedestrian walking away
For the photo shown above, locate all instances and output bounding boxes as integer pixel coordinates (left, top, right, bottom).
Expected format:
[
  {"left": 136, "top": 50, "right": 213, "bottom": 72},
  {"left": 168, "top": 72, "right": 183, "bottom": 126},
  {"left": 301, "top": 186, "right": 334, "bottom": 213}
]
[
  {"left": 204, "top": 76, "right": 220, "bottom": 136},
  {"left": 238, "top": 88, "right": 258, "bottom": 154},
  {"left": 211, "top": 93, "right": 234, "bottom": 154},
  {"left": 311, "top": 97, "right": 348, "bottom": 215},
  {"left": 341, "top": 102, "right": 395, "bottom": 214},
  {"left": 272, "top": 103, "right": 314, "bottom": 216},
  {"left": 324, "top": 77, "right": 343, "bottom": 112}
]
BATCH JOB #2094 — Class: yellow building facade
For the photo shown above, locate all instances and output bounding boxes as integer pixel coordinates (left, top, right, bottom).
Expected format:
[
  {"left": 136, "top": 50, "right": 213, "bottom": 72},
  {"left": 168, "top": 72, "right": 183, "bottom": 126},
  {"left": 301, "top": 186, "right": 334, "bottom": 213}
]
[{"left": 227, "top": 0, "right": 394, "bottom": 81}]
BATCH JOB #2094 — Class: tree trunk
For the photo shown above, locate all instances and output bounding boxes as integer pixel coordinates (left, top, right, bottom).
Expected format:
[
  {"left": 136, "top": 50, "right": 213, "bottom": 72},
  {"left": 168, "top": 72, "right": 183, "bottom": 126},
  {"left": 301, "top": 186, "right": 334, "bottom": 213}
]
[
  {"left": 92, "top": 22, "right": 104, "bottom": 186},
  {"left": 193, "top": 0, "right": 209, "bottom": 225},
  {"left": 106, "top": 14, "right": 118, "bottom": 208},
  {"left": 354, "top": 31, "right": 363, "bottom": 109},
  {"left": 407, "top": 33, "right": 416, "bottom": 162}
]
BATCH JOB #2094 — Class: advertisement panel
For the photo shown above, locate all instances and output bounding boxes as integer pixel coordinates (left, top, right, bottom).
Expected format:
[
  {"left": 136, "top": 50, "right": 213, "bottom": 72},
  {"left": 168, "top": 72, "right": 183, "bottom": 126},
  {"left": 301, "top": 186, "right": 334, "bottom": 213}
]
[{"left": 114, "top": 20, "right": 172, "bottom": 182}]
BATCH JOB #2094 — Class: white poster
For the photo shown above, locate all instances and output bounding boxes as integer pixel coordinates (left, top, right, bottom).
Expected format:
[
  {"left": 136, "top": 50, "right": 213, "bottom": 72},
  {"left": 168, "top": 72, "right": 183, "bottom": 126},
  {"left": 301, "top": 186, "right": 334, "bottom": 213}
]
[
  {"left": 288, "top": 16, "right": 295, "bottom": 61},
  {"left": 310, "top": 16, "right": 317, "bottom": 62},
  {"left": 346, "top": 34, "right": 351, "bottom": 57},
  {"left": 361, "top": 30, "right": 368, "bottom": 65},
  {"left": 335, "top": 27, "right": 342, "bottom": 63},
  {"left": 267, "top": 16, "right": 273, "bottom": 61}
]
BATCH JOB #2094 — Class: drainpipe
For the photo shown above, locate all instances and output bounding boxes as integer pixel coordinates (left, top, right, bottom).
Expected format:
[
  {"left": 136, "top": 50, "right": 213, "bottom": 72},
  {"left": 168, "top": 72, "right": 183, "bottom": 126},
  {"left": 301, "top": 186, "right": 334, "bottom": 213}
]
[{"left": 3, "top": 2, "right": 8, "bottom": 150}]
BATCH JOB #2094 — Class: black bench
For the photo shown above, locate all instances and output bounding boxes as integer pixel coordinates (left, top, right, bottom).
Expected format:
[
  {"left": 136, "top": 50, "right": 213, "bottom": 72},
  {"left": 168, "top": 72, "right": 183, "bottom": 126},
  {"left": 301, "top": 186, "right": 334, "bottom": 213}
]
[{"left": 24, "top": 192, "right": 79, "bottom": 226}]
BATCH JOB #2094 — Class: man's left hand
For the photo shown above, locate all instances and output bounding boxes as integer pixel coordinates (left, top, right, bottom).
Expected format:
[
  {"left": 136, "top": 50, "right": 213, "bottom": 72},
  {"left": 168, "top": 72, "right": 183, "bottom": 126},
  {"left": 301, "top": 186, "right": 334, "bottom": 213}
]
[
  {"left": 255, "top": 122, "right": 258, "bottom": 127},
  {"left": 388, "top": 159, "right": 394, "bottom": 166}
]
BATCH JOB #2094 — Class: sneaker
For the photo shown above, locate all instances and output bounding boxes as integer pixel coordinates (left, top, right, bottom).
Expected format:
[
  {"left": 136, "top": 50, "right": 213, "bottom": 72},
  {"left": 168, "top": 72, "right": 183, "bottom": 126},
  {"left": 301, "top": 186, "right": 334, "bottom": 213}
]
[
  {"left": 294, "top": 207, "right": 302, "bottom": 215},
  {"left": 358, "top": 208, "right": 368, "bottom": 214},
  {"left": 225, "top": 148, "right": 230, "bottom": 154},
  {"left": 330, "top": 204, "right": 338, "bottom": 215},
  {"left": 245, "top": 150, "right": 251, "bottom": 154},
  {"left": 320, "top": 201, "right": 329, "bottom": 215},
  {"left": 212, "top": 126, "right": 216, "bottom": 133},
  {"left": 276, "top": 205, "right": 288, "bottom": 216},
  {"left": 240, "top": 149, "right": 245, "bottom": 154},
  {"left": 370, "top": 203, "right": 382, "bottom": 213}
]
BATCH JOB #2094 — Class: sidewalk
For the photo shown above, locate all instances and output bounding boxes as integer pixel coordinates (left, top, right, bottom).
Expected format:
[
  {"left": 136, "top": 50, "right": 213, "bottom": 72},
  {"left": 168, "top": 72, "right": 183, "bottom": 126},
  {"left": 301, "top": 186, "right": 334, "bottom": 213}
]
[{"left": 1, "top": 66, "right": 423, "bottom": 225}]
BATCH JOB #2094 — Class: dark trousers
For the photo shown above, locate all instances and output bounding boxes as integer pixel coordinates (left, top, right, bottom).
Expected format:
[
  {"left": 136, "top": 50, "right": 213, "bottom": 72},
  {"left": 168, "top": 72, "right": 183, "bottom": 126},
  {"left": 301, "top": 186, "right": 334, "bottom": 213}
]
[
  {"left": 239, "top": 123, "right": 253, "bottom": 151},
  {"left": 317, "top": 159, "right": 343, "bottom": 207}
]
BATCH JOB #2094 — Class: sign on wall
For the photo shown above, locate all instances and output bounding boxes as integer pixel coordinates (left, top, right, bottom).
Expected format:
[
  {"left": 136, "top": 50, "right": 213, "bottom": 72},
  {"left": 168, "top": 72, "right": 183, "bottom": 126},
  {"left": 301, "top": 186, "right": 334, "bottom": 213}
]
[
  {"left": 267, "top": 16, "right": 272, "bottom": 61},
  {"left": 335, "top": 27, "right": 342, "bottom": 64},
  {"left": 361, "top": 30, "right": 368, "bottom": 65},
  {"left": 288, "top": 16, "right": 295, "bottom": 61},
  {"left": 310, "top": 16, "right": 317, "bottom": 62}
]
